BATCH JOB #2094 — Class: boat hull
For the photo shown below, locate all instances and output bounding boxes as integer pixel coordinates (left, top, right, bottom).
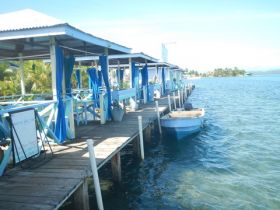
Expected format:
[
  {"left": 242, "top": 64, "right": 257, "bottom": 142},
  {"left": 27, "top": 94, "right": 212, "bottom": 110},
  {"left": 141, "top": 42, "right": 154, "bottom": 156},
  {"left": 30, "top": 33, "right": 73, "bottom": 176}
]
[{"left": 160, "top": 109, "right": 204, "bottom": 140}]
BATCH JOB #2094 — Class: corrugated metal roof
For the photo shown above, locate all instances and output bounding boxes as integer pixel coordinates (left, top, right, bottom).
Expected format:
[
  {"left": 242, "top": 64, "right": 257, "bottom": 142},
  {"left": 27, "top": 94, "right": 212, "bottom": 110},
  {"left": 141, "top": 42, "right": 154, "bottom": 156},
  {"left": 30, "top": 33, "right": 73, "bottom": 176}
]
[{"left": 0, "top": 9, "right": 65, "bottom": 31}]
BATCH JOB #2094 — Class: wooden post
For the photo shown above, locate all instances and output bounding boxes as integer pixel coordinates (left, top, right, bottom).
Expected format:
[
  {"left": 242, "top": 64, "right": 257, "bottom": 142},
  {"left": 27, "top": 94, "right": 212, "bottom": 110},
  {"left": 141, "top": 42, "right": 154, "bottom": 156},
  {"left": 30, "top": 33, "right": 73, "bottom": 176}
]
[
  {"left": 18, "top": 53, "right": 26, "bottom": 95},
  {"left": 100, "top": 92, "right": 105, "bottom": 124},
  {"left": 180, "top": 90, "right": 184, "bottom": 106},
  {"left": 143, "top": 86, "right": 147, "bottom": 104},
  {"left": 155, "top": 101, "right": 162, "bottom": 135},
  {"left": 167, "top": 95, "right": 172, "bottom": 112},
  {"left": 87, "top": 139, "right": 104, "bottom": 210},
  {"left": 178, "top": 90, "right": 181, "bottom": 108},
  {"left": 74, "top": 179, "right": 90, "bottom": 210},
  {"left": 50, "top": 38, "right": 57, "bottom": 100},
  {"left": 173, "top": 92, "right": 177, "bottom": 110},
  {"left": 132, "top": 136, "right": 141, "bottom": 159},
  {"left": 138, "top": 116, "right": 144, "bottom": 160},
  {"left": 68, "top": 98, "right": 75, "bottom": 138},
  {"left": 111, "top": 152, "right": 121, "bottom": 183},
  {"left": 129, "top": 58, "right": 133, "bottom": 88}
]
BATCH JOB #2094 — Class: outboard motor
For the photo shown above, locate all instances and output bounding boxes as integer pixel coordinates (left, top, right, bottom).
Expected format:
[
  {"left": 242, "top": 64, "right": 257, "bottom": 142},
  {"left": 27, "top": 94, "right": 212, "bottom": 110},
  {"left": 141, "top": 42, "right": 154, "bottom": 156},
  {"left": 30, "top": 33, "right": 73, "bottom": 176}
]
[{"left": 184, "top": 102, "right": 193, "bottom": 111}]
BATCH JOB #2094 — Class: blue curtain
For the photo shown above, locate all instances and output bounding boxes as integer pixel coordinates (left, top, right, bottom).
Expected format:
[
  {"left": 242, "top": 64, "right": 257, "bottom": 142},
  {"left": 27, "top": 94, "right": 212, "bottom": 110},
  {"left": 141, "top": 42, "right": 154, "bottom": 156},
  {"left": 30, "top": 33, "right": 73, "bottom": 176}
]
[
  {"left": 75, "top": 69, "right": 81, "bottom": 89},
  {"left": 99, "top": 55, "right": 111, "bottom": 119},
  {"left": 131, "top": 62, "right": 139, "bottom": 88},
  {"left": 120, "top": 68, "right": 124, "bottom": 83},
  {"left": 141, "top": 64, "right": 149, "bottom": 99},
  {"left": 87, "top": 68, "right": 99, "bottom": 105},
  {"left": 162, "top": 67, "right": 166, "bottom": 95},
  {"left": 64, "top": 55, "right": 75, "bottom": 97},
  {"left": 141, "top": 64, "right": 148, "bottom": 86},
  {"left": 97, "top": 70, "right": 103, "bottom": 88},
  {"left": 116, "top": 68, "right": 121, "bottom": 85},
  {"left": 54, "top": 45, "right": 67, "bottom": 143}
]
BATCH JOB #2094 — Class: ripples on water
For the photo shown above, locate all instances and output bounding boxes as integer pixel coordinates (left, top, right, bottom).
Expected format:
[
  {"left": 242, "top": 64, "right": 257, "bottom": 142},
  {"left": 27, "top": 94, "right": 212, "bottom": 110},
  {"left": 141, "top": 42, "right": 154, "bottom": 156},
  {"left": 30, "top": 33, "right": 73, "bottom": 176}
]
[{"left": 97, "top": 75, "right": 280, "bottom": 210}]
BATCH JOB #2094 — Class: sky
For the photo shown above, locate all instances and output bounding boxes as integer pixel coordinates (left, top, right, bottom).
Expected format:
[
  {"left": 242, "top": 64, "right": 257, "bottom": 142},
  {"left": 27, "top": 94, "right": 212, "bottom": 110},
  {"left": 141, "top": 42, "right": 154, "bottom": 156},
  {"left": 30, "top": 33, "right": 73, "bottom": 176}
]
[{"left": 1, "top": 0, "right": 280, "bottom": 72}]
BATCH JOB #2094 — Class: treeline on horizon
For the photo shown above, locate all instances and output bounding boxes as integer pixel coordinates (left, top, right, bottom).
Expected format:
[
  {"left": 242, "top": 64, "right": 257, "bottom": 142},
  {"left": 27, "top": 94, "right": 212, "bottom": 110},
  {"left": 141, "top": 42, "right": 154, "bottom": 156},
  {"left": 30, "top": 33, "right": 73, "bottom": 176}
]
[{"left": 185, "top": 67, "right": 246, "bottom": 77}]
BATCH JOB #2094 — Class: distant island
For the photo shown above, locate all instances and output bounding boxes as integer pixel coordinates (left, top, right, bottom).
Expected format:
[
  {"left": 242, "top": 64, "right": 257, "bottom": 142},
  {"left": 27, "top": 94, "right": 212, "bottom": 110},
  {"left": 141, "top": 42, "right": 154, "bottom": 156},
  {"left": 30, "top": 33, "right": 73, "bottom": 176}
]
[{"left": 184, "top": 67, "right": 248, "bottom": 78}]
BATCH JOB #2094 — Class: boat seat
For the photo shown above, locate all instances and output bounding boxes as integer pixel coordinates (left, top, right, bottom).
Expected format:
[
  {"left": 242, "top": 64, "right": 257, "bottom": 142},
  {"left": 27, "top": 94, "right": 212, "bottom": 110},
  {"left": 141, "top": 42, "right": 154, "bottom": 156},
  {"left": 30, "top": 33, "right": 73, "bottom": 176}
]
[{"left": 169, "top": 110, "right": 202, "bottom": 118}]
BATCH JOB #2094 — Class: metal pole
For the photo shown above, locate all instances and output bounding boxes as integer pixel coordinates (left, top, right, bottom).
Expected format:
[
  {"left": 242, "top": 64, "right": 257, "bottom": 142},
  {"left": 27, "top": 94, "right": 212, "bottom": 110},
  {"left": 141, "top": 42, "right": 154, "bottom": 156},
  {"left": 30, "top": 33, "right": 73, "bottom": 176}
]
[
  {"left": 86, "top": 139, "right": 104, "bottom": 210},
  {"left": 168, "top": 94, "right": 172, "bottom": 111},
  {"left": 173, "top": 92, "right": 177, "bottom": 110},
  {"left": 138, "top": 116, "right": 144, "bottom": 160},
  {"left": 155, "top": 101, "right": 162, "bottom": 135}
]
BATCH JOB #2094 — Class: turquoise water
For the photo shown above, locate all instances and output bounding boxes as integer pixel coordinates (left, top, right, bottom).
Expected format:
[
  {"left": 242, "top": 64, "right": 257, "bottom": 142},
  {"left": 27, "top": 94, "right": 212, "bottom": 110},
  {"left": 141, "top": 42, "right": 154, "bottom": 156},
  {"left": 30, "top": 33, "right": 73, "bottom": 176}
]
[{"left": 98, "top": 75, "right": 280, "bottom": 210}]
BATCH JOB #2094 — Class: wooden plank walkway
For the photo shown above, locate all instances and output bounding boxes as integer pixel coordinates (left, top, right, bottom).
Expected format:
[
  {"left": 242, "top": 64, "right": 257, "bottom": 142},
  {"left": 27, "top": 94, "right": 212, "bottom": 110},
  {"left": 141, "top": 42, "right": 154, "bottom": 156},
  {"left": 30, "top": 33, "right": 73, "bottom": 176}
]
[{"left": 0, "top": 97, "right": 170, "bottom": 210}]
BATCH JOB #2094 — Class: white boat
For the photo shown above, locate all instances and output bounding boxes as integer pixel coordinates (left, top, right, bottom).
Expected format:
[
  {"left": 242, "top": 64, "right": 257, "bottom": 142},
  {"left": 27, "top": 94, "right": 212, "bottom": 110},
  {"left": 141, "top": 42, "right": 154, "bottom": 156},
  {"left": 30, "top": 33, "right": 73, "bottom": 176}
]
[{"left": 160, "top": 108, "right": 205, "bottom": 140}]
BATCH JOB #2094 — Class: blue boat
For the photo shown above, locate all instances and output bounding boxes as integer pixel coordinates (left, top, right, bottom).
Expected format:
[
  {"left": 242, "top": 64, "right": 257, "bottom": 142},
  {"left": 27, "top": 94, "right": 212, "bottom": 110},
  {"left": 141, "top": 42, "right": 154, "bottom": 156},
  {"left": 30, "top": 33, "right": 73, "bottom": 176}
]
[{"left": 160, "top": 108, "right": 205, "bottom": 140}]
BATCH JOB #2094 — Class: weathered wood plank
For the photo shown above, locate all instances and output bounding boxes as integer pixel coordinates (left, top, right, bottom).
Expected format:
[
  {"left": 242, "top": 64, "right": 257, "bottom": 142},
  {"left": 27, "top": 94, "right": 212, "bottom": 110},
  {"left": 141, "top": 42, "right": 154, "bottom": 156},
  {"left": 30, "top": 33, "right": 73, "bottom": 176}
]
[
  {"left": 0, "top": 201, "right": 54, "bottom": 210},
  {"left": 0, "top": 97, "right": 170, "bottom": 210}
]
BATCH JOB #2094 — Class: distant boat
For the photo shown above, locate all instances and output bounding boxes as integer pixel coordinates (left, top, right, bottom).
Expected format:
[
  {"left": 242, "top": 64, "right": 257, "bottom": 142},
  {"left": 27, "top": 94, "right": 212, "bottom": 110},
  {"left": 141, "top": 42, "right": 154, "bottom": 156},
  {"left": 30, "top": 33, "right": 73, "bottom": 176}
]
[
  {"left": 245, "top": 72, "right": 253, "bottom": 76},
  {"left": 160, "top": 108, "right": 205, "bottom": 140}
]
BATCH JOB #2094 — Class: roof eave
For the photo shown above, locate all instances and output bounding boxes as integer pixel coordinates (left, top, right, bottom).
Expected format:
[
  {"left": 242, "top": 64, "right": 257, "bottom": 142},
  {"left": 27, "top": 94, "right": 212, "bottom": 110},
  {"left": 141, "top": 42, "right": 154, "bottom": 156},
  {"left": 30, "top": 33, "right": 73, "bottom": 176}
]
[{"left": 0, "top": 24, "right": 131, "bottom": 54}]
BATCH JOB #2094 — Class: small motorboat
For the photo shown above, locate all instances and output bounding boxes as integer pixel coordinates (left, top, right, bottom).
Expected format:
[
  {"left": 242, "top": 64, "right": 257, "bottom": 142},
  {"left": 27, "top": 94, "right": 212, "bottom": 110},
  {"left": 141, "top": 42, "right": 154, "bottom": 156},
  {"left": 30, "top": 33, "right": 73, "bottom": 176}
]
[{"left": 160, "top": 106, "right": 205, "bottom": 140}]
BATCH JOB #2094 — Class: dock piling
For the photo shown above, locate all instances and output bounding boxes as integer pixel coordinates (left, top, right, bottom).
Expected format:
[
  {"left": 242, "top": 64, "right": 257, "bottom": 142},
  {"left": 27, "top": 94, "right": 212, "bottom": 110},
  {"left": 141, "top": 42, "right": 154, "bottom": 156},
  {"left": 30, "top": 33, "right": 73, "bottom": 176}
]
[
  {"left": 111, "top": 152, "right": 122, "bottom": 183},
  {"left": 87, "top": 139, "right": 104, "bottom": 210},
  {"left": 74, "top": 179, "right": 90, "bottom": 210},
  {"left": 138, "top": 116, "right": 145, "bottom": 160},
  {"left": 155, "top": 101, "right": 162, "bottom": 135},
  {"left": 168, "top": 94, "right": 172, "bottom": 111},
  {"left": 178, "top": 90, "right": 181, "bottom": 108},
  {"left": 173, "top": 92, "right": 177, "bottom": 110}
]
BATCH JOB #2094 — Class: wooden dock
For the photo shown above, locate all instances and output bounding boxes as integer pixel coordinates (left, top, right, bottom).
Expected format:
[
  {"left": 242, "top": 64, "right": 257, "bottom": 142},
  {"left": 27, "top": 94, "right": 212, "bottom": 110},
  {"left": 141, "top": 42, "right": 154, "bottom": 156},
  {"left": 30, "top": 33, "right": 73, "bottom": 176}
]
[{"left": 0, "top": 97, "right": 171, "bottom": 210}]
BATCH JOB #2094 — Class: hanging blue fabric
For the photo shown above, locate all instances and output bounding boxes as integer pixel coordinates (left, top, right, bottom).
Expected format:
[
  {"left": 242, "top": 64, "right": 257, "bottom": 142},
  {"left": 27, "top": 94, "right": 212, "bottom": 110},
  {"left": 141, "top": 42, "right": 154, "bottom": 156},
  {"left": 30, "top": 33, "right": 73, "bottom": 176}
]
[
  {"left": 162, "top": 67, "right": 166, "bottom": 95},
  {"left": 64, "top": 55, "right": 75, "bottom": 97},
  {"left": 87, "top": 68, "right": 99, "bottom": 106},
  {"left": 99, "top": 55, "right": 111, "bottom": 119},
  {"left": 120, "top": 68, "right": 124, "bottom": 84},
  {"left": 75, "top": 69, "right": 81, "bottom": 89},
  {"left": 54, "top": 45, "right": 67, "bottom": 143},
  {"left": 141, "top": 64, "right": 149, "bottom": 99},
  {"left": 116, "top": 68, "right": 120, "bottom": 85},
  {"left": 97, "top": 70, "right": 103, "bottom": 88},
  {"left": 131, "top": 62, "right": 140, "bottom": 99}
]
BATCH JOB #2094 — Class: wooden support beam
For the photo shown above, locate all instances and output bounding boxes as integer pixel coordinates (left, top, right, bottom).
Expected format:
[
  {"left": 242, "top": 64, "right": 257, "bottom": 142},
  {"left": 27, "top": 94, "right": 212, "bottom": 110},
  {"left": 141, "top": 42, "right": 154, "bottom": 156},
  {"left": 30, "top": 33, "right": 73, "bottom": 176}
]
[
  {"left": 111, "top": 152, "right": 122, "bottom": 183},
  {"left": 129, "top": 58, "right": 132, "bottom": 88},
  {"left": 50, "top": 38, "right": 57, "bottom": 100},
  {"left": 18, "top": 53, "right": 26, "bottom": 95},
  {"left": 74, "top": 179, "right": 90, "bottom": 210},
  {"left": 132, "top": 136, "right": 141, "bottom": 159}
]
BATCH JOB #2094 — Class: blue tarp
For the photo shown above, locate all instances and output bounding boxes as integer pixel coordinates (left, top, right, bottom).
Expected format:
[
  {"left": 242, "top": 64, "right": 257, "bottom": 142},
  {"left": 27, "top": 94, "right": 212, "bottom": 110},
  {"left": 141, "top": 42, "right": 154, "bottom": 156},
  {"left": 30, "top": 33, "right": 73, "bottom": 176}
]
[
  {"left": 99, "top": 55, "right": 111, "bottom": 119},
  {"left": 162, "top": 67, "right": 166, "bottom": 95},
  {"left": 75, "top": 69, "right": 81, "bottom": 89},
  {"left": 54, "top": 45, "right": 67, "bottom": 143},
  {"left": 64, "top": 55, "right": 75, "bottom": 97}
]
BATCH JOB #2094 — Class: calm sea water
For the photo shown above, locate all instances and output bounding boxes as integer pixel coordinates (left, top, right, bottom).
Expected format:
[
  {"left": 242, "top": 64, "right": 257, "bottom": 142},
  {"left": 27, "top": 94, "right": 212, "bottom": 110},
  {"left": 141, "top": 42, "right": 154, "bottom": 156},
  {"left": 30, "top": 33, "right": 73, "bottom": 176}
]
[{"left": 91, "top": 75, "right": 280, "bottom": 210}]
